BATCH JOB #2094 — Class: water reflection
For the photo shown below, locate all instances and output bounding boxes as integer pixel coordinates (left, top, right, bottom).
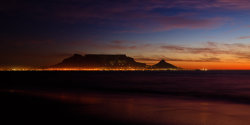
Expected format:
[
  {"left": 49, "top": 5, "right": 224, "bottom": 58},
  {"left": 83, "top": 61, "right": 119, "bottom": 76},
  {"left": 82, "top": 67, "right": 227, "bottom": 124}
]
[{"left": 8, "top": 90, "right": 250, "bottom": 125}]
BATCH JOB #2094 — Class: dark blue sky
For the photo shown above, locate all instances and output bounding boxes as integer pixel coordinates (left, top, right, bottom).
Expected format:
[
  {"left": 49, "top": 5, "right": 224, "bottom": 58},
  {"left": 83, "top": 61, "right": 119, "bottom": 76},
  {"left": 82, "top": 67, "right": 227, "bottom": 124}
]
[{"left": 2, "top": 0, "right": 250, "bottom": 69}]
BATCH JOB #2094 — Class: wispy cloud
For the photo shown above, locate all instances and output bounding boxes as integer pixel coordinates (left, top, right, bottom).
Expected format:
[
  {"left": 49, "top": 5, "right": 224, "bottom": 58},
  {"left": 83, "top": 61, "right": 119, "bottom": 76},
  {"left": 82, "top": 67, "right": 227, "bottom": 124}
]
[
  {"left": 161, "top": 45, "right": 228, "bottom": 54},
  {"left": 102, "top": 40, "right": 152, "bottom": 50},
  {"left": 160, "top": 42, "right": 250, "bottom": 61},
  {"left": 119, "top": 16, "right": 227, "bottom": 33},
  {"left": 135, "top": 56, "right": 221, "bottom": 63},
  {"left": 0, "top": 0, "right": 231, "bottom": 32},
  {"left": 237, "top": 36, "right": 250, "bottom": 39},
  {"left": 150, "top": 0, "right": 250, "bottom": 10}
]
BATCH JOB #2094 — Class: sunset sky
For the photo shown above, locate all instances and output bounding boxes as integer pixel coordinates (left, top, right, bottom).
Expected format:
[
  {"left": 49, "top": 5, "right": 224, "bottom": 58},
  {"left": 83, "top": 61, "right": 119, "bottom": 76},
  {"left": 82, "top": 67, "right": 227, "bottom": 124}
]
[{"left": 2, "top": 0, "right": 250, "bottom": 69}]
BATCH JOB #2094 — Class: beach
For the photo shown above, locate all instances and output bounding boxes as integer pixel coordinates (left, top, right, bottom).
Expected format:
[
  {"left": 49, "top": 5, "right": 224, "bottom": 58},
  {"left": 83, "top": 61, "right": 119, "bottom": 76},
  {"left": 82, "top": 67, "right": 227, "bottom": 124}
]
[{"left": 2, "top": 71, "right": 250, "bottom": 125}]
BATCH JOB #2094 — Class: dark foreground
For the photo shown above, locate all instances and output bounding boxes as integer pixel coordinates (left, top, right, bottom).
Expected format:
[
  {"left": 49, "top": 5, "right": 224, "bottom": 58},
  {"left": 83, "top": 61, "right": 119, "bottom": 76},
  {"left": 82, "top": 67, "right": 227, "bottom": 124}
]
[{"left": 2, "top": 71, "right": 250, "bottom": 125}]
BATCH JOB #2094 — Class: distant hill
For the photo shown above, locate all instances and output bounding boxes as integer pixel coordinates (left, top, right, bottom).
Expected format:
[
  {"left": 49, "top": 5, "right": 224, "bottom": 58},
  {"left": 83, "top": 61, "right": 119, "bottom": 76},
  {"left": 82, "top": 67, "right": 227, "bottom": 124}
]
[
  {"left": 152, "top": 60, "right": 178, "bottom": 69},
  {"left": 50, "top": 54, "right": 180, "bottom": 70},
  {"left": 51, "top": 54, "right": 146, "bottom": 68}
]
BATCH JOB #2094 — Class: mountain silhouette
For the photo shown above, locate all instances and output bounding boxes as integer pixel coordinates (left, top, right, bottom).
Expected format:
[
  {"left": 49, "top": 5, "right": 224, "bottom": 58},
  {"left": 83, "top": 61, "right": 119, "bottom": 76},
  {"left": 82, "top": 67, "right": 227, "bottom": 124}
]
[
  {"left": 50, "top": 54, "right": 180, "bottom": 70},
  {"left": 51, "top": 54, "right": 146, "bottom": 68},
  {"left": 152, "top": 60, "right": 178, "bottom": 69}
]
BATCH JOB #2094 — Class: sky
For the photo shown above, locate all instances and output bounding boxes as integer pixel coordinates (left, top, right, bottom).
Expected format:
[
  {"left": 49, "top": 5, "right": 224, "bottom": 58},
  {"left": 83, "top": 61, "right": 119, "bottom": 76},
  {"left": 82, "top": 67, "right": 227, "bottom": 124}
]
[{"left": 2, "top": 0, "right": 250, "bottom": 69}]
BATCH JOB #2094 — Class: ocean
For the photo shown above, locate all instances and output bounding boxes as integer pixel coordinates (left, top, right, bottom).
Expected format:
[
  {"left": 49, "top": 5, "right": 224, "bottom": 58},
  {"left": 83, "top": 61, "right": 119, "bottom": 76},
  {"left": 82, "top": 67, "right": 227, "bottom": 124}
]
[{"left": 1, "top": 71, "right": 250, "bottom": 125}]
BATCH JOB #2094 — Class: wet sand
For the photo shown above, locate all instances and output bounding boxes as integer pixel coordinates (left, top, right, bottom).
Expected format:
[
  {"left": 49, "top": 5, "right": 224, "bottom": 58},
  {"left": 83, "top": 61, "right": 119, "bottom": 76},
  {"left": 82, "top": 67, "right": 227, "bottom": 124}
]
[
  {"left": 2, "top": 71, "right": 250, "bottom": 125},
  {"left": 2, "top": 89, "right": 250, "bottom": 125},
  {"left": 0, "top": 91, "right": 146, "bottom": 125}
]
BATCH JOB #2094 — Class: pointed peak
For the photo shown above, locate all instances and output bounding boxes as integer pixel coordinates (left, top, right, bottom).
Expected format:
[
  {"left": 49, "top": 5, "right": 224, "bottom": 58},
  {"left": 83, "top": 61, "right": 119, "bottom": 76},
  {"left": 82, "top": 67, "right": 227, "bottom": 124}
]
[
  {"left": 157, "top": 59, "right": 168, "bottom": 64},
  {"left": 67, "top": 54, "right": 83, "bottom": 60},
  {"left": 160, "top": 59, "right": 166, "bottom": 62},
  {"left": 73, "top": 54, "right": 83, "bottom": 57},
  {"left": 152, "top": 59, "right": 177, "bottom": 69}
]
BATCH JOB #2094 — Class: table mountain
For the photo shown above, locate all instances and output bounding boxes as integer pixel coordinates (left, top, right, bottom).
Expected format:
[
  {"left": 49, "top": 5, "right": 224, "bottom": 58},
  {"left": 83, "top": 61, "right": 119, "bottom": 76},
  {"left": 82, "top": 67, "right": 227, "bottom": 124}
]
[{"left": 51, "top": 54, "right": 146, "bottom": 68}]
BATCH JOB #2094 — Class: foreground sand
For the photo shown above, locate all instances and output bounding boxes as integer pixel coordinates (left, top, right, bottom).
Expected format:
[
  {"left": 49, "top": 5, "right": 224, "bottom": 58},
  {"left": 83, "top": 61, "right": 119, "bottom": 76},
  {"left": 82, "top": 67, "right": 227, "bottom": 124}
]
[{"left": 2, "top": 89, "right": 250, "bottom": 125}]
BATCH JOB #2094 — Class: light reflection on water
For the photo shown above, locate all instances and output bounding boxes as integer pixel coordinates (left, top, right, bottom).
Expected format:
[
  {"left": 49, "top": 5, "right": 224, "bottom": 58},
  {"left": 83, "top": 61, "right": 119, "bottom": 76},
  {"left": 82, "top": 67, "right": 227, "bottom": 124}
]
[{"left": 9, "top": 90, "right": 250, "bottom": 125}]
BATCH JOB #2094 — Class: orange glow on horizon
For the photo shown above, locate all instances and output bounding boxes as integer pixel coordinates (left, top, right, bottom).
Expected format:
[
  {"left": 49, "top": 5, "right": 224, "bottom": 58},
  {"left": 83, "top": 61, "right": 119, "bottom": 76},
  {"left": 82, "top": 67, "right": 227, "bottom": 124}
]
[{"left": 170, "top": 61, "right": 250, "bottom": 70}]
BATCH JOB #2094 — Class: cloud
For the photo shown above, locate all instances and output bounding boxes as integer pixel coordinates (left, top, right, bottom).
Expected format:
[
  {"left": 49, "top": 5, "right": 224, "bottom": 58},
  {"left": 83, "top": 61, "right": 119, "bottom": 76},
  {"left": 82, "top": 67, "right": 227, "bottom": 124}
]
[
  {"left": 158, "top": 17, "right": 226, "bottom": 31},
  {"left": 135, "top": 56, "right": 221, "bottom": 62},
  {"left": 237, "top": 36, "right": 250, "bottom": 39},
  {"left": 102, "top": 40, "right": 152, "bottom": 50},
  {"left": 0, "top": 0, "right": 230, "bottom": 32},
  {"left": 161, "top": 45, "right": 228, "bottom": 54},
  {"left": 213, "top": 0, "right": 250, "bottom": 10},
  {"left": 160, "top": 42, "right": 250, "bottom": 61},
  {"left": 123, "top": 16, "right": 228, "bottom": 33},
  {"left": 106, "top": 44, "right": 137, "bottom": 50},
  {"left": 152, "top": 0, "right": 250, "bottom": 10},
  {"left": 3, "top": 0, "right": 250, "bottom": 19},
  {"left": 68, "top": 40, "right": 152, "bottom": 51}
]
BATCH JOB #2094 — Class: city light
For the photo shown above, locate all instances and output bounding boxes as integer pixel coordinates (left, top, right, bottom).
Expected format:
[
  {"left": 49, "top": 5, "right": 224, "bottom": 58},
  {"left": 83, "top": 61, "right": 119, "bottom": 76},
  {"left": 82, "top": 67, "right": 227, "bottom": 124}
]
[{"left": 0, "top": 67, "right": 186, "bottom": 71}]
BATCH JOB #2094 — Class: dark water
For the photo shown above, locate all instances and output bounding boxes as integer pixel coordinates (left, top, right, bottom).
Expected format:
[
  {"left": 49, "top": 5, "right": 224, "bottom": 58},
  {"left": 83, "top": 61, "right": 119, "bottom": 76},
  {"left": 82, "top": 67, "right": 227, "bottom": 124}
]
[{"left": 2, "top": 71, "right": 250, "bottom": 125}]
